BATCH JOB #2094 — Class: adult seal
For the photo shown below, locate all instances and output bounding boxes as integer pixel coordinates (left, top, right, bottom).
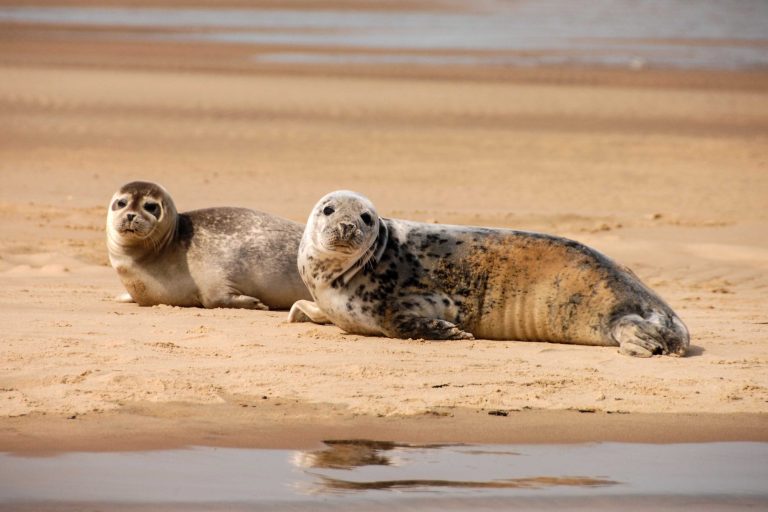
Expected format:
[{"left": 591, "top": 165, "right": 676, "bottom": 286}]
[
  {"left": 289, "top": 190, "right": 689, "bottom": 357},
  {"left": 107, "top": 181, "right": 311, "bottom": 309}
]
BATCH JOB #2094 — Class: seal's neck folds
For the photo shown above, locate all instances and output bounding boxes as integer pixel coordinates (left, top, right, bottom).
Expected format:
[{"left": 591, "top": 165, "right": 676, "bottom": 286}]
[{"left": 332, "top": 220, "right": 389, "bottom": 288}]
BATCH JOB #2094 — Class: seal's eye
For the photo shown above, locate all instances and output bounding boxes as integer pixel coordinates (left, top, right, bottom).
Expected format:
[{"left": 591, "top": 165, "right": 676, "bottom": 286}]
[
  {"left": 323, "top": 206, "right": 335, "bottom": 216},
  {"left": 143, "top": 202, "right": 160, "bottom": 217},
  {"left": 113, "top": 199, "right": 127, "bottom": 210},
  {"left": 360, "top": 212, "right": 373, "bottom": 226}
]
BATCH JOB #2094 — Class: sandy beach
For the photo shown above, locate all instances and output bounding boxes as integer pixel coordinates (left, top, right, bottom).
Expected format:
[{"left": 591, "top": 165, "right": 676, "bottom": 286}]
[{"left": 1, "top": 1, "right": 767, "bottom": 454}]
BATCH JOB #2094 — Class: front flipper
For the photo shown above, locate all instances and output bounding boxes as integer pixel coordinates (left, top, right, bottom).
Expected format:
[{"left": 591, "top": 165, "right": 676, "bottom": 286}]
[
  {"left": 206, "top": 294, "right": 269, "bottom": 310},
  {"left": 115, "top": 292, "right": 135, "bottom": 303},
  {"left": 287, "top": 300, "right": 331, "bottom": 324},
  {"left": 388, "top": 314, "right": 474, "bottom": 340}
]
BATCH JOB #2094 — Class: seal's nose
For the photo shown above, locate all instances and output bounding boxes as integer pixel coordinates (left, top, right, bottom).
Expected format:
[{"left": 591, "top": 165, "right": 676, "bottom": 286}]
[
  {"left": 339, "top": 221, "right": 356, "bottom": 239},
  {"left": 126, "top": 213, "right": 136, "bottom": 221}
]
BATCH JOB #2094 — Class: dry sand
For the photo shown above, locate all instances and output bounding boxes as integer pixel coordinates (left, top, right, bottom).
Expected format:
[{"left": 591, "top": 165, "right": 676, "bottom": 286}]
[{"left": 1, "top": 14, "right": 767, "bottom": 452}]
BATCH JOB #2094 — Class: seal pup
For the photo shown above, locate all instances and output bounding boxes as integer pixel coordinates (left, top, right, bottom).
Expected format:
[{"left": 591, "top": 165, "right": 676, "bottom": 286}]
[
  {"left": 289, "top": 190, "right": 689, "bottom": 357},
  {"left": 107, "top": 181, "right": 311, "bottom": 309}
]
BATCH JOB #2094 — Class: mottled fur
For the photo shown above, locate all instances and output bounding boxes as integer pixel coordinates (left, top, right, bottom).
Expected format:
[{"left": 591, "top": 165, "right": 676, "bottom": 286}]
[
  {"left": 290, "top": 190, "right": 689, "bottom": 357},
  {"left": 107, "top": 181, "right": 310, "bottom": 309}
]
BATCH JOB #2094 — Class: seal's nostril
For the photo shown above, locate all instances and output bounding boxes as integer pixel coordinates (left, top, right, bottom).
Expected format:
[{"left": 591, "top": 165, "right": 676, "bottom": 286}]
[
  {"left": 126, "top": 213, "right": 136, "bottom": 221},
  {"left": 339, "top": 222, "right": 356, "bottom": 238}
]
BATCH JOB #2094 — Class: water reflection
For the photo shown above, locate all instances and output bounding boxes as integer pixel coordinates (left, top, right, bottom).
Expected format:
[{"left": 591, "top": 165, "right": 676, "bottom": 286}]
[
  {"left": 316, "top": 475, "right": 617, "bottom": 492},
  {"left": 0, "top": 442, "right": 766, "bottom": 509},
  {"left": 296, "top": 439, "right": 616, "bottom": 494},
  {"left": 295, "top": 439, "right": 453, "bottom": 470}
]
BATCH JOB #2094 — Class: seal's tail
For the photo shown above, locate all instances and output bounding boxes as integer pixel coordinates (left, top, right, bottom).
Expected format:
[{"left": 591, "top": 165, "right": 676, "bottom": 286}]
[{"left": 611, "top": 310, "right": 690, "bottom": 357}]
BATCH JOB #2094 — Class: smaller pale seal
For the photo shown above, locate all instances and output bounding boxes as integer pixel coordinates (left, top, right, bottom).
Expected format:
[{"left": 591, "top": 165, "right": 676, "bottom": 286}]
[
  {"left": 289, "top": 190, "right": 690, "bottom": 357},
  {"left": 107, "top": 181, "right": 311, "bottom": 309}
]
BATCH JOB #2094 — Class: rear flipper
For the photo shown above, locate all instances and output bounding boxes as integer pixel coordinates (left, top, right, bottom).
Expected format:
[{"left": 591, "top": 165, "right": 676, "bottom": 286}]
[
  {"left": 288, "top": 300, "right": 331, "bottom": 324},
  {"left": 612, "top": 312, "right": 689, "bottom": 357}
]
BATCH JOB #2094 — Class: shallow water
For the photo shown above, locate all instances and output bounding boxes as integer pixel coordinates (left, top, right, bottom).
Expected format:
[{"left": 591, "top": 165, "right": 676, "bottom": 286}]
[
  {"left": 1, "top": 0, "right": 767, "bottom": 70},
  {"left": 1, "top": 441, "right": 766, "bottom": 510}
]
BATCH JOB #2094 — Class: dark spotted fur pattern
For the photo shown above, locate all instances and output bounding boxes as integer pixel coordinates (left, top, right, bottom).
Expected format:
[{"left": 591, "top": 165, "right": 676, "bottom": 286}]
[{"left": 292, "top": 191, "right": 689, "bottom": 357}]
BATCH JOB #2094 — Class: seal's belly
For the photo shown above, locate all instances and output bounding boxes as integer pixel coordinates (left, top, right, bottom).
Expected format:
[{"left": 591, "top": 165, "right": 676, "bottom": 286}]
[
  {"left": 467, "top": 264, "right": 618, "bottom": 344},
  {"left": 426, "top": 233, "right": 626, "bottom": 345}
]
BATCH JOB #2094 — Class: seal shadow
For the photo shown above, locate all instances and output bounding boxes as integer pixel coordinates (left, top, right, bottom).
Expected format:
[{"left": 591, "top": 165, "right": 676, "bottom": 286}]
[{"left": 685, "top": 344, "right": 705, "bottom": 357}]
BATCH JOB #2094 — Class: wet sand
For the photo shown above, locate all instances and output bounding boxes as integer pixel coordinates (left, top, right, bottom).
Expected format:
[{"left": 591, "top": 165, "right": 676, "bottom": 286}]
[
  {"left": 1, "top": 1, "right": 768, "bottom": 453},
  {"left": 3, "top": 402, "right": 768, "bottom": 455}
]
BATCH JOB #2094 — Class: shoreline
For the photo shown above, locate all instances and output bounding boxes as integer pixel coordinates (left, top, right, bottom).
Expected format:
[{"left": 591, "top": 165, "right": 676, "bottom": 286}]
[
  {"left": 3, "top": 24, "right": 768, "bottom": 91},
  {"left": 3, "top": 403, "right": 768, "bottom": 455}
]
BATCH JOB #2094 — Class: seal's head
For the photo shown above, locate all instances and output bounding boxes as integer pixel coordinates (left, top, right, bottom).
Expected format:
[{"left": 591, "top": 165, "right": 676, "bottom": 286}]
[
  {"left": 300, "top": 190, "right": 388, "bottom": 288},
  {"left": 306, "top": 190, "right": 380, "bottom": 256},
  {"left": 107, "top": 181, "right": 177, "bottom": 252}
]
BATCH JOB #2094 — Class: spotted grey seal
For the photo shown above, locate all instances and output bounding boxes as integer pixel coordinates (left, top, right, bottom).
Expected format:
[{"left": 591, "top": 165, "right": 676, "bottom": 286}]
[
  {"left": 107, "top": 181, "right": 311, "bottom": 309},
  {"left": 289, "top": 190, "right": 689, "bottom": 357}
]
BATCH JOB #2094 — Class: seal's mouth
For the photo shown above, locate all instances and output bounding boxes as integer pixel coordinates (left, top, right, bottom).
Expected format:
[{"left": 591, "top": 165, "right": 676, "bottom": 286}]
[
  {"left": 118, "top": 223, "right": 142, "bottom": 234},
  {"left": 322, "top": 239, "right": 360, "bottom": 254},
  {"left": 117, "top": 220, "right": 152, "bottom": 238}
]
